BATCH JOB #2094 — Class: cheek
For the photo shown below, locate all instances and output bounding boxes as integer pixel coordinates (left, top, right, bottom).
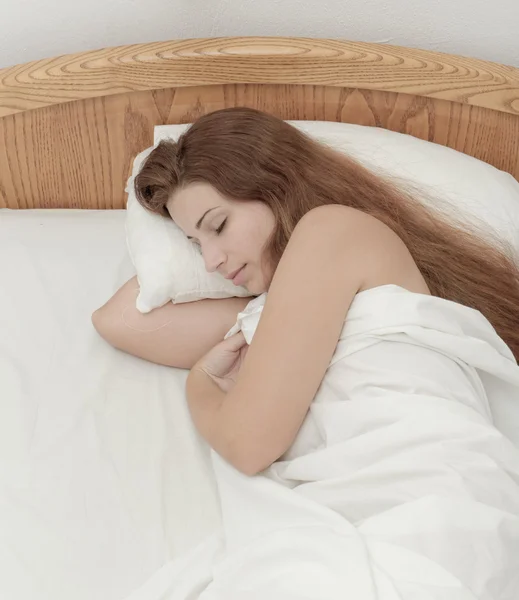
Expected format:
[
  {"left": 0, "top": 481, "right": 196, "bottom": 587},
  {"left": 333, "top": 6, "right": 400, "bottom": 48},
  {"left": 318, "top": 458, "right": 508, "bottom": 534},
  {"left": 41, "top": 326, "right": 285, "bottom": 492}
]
[
  {"left": 249, "top": 227, "right": 271, "bottom": 262},
  {"left": 232, "top": 206, "right": 275, "bottom": 265},
  {"left": 231, "top": 224, "right": 261, "bottom": 259}
]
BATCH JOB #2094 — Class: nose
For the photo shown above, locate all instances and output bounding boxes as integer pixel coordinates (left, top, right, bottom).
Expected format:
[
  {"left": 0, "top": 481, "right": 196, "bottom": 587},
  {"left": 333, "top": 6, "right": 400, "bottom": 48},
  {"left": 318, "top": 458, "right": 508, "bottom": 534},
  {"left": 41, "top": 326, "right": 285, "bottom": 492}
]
[{"left": 201, "top": 240, "right": 226, "bottom": 273}]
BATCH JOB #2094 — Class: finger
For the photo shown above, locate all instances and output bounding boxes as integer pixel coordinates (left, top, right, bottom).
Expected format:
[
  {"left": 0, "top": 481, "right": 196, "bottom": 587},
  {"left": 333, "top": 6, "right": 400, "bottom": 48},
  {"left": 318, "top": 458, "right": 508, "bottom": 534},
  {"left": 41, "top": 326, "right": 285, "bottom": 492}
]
[
  {"left": 239, "top": 344, "right": 250, "bottom": 361},
  {"left": 222, "top": 331, "right": 247, "bottom": 352}
]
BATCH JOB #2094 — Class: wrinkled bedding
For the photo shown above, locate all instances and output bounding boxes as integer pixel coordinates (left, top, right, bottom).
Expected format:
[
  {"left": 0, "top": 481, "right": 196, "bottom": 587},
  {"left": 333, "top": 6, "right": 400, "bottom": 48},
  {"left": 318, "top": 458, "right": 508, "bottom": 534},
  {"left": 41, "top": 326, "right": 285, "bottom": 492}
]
[
  {"left": 1, "top": 210, "right": 519, "bottom": 600},
  {"left": 126, "top": 286, "right": 519, "bottom": 600},
  {"left": 0, "top": 210, "right": 219, "bottom": 600}
]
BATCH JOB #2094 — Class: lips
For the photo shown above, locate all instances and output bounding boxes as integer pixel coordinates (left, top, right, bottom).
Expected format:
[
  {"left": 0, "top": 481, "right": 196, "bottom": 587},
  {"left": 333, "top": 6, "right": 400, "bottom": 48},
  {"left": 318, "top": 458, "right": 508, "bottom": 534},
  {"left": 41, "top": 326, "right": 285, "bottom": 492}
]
[
  {"left": 226, "top": 265, "right": 246, "bottom": 286},
  {"left": 225, "top": 266, "right": 242, "bottom": 281}
]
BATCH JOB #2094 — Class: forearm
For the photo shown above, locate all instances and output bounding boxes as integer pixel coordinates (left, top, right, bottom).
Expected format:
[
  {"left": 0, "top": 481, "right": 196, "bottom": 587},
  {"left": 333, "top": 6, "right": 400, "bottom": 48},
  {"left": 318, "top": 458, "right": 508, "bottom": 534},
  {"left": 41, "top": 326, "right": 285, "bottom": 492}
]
[
  {"left": 92, "top": 280, "right": 251, "bottom": 369},
  {"left": 186, "top": 368, "right": 233, "bottom": 461},
  {"left": 186, "top": 368, "right": 276, "bottom": 476}
]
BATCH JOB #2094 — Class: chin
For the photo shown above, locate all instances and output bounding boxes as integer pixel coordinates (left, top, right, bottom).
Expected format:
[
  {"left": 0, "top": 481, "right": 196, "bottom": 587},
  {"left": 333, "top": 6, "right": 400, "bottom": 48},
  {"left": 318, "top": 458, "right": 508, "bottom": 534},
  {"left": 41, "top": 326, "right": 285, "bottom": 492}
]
[
  {"left": 242, "top": 280, "right": 260, "bottom": 296},
  {"left": 246, "top": 280, "right": 269, "bottom": 296},
  {"left": 243, "top": 267, "right": 272, "bottom": 296}
]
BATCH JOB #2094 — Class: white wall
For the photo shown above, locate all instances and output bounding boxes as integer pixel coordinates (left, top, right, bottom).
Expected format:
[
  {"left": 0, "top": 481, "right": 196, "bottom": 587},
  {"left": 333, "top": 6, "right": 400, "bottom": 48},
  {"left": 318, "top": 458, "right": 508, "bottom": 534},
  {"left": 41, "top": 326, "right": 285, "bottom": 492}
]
[{"left": 0, "top": 0, "right": 518, "bottom": 70}]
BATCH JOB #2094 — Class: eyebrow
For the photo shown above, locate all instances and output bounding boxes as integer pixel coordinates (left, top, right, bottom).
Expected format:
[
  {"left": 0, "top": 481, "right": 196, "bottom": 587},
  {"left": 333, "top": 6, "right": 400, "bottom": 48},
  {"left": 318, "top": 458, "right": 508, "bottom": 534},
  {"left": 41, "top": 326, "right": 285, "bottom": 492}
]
[{"left": 186, "top": 207, "right": 219, "bottom": 240}]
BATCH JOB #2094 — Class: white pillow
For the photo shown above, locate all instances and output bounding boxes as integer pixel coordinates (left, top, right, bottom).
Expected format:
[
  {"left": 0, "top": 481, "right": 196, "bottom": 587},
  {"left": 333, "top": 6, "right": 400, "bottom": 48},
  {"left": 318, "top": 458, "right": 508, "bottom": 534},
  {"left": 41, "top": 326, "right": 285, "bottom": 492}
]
[
  {"left": 125, "top": 148, "right": 251, "bottom": 313},
  {"left": 126, "top": 121, "right": 519, "bottom": 313}
]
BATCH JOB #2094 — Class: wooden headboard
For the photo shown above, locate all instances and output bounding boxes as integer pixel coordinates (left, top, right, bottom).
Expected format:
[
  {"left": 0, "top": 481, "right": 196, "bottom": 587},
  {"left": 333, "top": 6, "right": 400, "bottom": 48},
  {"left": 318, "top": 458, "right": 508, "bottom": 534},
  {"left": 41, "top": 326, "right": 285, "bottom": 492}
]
[{"left": 1, "top": 37, "right": 518, "bottom": 210}]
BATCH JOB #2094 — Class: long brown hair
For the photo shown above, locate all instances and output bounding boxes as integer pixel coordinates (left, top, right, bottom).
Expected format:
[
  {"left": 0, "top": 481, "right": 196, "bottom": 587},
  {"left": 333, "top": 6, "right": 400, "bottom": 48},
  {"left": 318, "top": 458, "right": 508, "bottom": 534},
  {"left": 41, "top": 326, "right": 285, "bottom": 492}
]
[{"left": 135, "top": 107, "right": 519, "bottom": 361}]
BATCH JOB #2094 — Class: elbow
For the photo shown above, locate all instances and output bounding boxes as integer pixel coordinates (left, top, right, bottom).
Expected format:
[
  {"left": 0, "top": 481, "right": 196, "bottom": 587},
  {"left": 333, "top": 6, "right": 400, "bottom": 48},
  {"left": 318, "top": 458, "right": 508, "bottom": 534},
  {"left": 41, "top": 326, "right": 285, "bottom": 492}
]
[
  {"left": 234, "top": 460, "right": 264, "bottom": 477},
  {"left": 227, "top": 441, "right": 282, "bottom": 477},
  {"left": 91, "top": 304, "right": 120, "bottom": 349},
  {"left": 210, "top": 393, "right": 290, "bottom": 476},
  {"left": 91, "top": 307, "right": 103, "bottom": 334},
  {"left": 91, "top": 306, "right": 109, "bottom": 340},
  {"left": 231, "top": 458, "right": 266, "bottom": 478}
]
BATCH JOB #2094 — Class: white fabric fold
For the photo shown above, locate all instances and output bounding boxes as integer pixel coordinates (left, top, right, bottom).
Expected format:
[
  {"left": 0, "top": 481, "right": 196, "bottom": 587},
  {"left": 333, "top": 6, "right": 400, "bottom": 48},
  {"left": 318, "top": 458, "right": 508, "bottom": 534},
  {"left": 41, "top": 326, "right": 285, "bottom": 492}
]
[{"left": 127, "top": 285, "right": 519, "bottom": 600}]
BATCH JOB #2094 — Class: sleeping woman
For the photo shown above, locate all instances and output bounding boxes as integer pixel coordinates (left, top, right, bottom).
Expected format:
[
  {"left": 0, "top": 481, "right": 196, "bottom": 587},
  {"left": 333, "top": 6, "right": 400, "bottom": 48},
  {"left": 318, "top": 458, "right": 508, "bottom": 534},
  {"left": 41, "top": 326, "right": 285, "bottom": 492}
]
[{"left": 92, "top": 107, "right": 519, "bottom": 597}]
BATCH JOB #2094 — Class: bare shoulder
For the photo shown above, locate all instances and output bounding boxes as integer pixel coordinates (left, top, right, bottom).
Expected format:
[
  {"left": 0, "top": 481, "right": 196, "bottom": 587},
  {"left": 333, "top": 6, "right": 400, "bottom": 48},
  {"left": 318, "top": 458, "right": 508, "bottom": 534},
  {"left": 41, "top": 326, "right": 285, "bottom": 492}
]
[
  {"left": 295, "top": 205, "right": 430, "bottom": 294},
  {"left": 297, "top": 204, "right": 398, "bottom": 241}
]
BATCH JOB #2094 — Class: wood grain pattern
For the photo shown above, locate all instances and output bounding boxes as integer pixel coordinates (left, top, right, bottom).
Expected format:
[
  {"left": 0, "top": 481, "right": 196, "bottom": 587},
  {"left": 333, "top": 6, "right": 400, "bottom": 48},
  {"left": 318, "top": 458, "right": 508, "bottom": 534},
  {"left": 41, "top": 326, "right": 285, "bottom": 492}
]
[
  {"left": 0, "top": 38, "right": 518, "bottom": 210},
  {"left": 1, "top": 37, "right": 518, "bottom": 118},
  {"left": 2, "top": 82, "right": 518, "bottom": 210}
]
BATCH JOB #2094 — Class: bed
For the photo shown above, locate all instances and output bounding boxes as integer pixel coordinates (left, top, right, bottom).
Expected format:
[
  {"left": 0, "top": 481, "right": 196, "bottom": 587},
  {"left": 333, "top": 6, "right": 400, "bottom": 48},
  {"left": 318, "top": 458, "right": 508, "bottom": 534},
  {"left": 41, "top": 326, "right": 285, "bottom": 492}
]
[{"left": 1, "top": 37, "right": 519, "bottom": 600}]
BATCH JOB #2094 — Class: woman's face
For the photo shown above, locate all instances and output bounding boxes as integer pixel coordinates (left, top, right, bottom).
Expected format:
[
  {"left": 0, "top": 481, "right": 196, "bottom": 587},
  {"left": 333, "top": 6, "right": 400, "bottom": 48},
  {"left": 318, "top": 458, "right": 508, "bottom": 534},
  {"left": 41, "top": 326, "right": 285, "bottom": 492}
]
[{"left": 167, "top": 182, "right": 276, "bottom": 295}]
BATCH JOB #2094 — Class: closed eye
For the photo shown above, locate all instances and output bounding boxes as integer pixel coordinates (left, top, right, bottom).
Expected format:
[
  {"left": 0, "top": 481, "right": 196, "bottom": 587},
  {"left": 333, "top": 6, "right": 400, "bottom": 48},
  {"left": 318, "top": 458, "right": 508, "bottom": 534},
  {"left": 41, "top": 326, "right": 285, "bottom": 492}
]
[
  {"left": 188, "top": 217, "right": 226, "bottom": 250},
  {"left": 216, "top": 218, "right": 227, "bottom": 235}
]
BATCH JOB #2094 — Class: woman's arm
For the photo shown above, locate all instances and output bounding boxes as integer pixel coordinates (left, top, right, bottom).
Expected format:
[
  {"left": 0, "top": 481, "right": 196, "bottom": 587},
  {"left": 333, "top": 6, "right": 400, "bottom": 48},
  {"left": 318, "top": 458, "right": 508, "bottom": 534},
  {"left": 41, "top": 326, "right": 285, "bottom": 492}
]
[
  {"left": 187, "top": 205, "right": 411, "bottom": 475},
  {"left": 92, "top": 276, "right": 252, "bottom": 369}
]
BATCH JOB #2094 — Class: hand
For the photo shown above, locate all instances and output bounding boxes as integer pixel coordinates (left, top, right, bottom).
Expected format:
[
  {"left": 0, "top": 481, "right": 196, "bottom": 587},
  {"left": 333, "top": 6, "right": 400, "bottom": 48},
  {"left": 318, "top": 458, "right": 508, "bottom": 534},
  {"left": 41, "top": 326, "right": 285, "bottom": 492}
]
[{"left": 193, "top": 332, "right": 249, "bottom": 393}]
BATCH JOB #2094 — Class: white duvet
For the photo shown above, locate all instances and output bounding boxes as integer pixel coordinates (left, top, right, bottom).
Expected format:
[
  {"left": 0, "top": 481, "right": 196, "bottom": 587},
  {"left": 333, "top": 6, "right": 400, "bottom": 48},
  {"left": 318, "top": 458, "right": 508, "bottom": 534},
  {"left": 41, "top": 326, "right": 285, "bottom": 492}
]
[
  {"left": 2, "top": 211, "right": 519, "bottom": 600},
  {"left": 127, "top": 285, "right": 519, "bottom": 600}
]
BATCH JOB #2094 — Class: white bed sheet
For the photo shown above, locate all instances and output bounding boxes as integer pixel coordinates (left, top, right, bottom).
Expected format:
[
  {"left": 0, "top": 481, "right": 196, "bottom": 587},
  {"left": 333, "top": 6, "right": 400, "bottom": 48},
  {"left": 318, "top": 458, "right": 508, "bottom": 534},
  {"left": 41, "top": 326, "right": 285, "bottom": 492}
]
[
  {"left": 0, "top": 210, "right": 220, "bottom": 600},
  {"left": 1, "top": 209, "right": 518, "bottom": 600}
]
